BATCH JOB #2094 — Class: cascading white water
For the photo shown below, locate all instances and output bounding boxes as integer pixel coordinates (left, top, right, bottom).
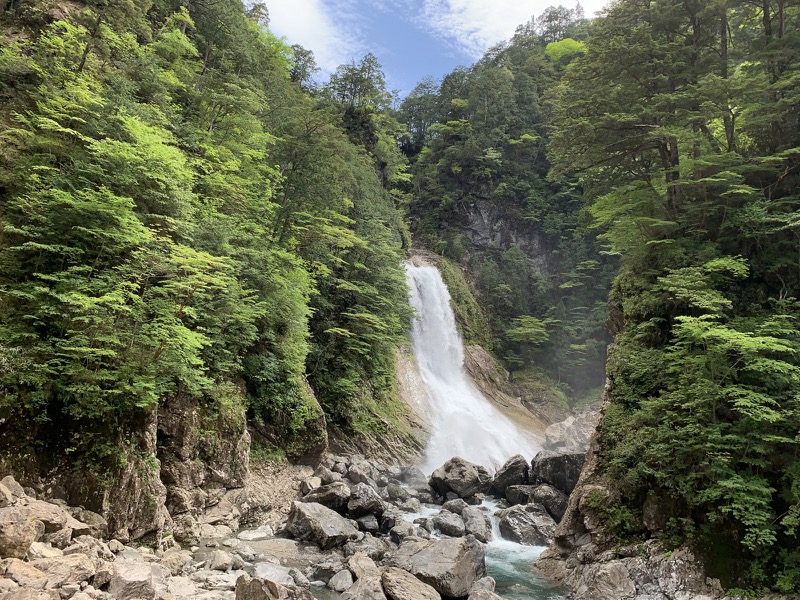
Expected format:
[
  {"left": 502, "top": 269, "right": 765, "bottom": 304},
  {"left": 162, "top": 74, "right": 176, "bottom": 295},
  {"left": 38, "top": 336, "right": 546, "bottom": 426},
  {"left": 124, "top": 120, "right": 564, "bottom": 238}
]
[{"left": 405, "top": 262, "right": 541, "bottom": 474}]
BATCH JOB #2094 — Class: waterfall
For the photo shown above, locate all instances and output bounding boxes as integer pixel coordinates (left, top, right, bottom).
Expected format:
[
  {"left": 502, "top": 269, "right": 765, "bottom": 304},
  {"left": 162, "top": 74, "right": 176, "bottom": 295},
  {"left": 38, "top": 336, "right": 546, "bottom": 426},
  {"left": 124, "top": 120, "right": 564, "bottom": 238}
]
[{"left": 405, "top": 262, "right": 541, "bottom": 474}]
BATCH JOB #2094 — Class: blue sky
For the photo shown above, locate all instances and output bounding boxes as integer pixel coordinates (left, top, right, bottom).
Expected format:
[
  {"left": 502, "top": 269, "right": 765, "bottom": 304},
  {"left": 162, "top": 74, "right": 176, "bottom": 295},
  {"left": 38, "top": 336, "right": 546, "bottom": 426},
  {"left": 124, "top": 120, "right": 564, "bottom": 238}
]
[{"left": 267, "top": 0, "right": 609, "bottom": 97}]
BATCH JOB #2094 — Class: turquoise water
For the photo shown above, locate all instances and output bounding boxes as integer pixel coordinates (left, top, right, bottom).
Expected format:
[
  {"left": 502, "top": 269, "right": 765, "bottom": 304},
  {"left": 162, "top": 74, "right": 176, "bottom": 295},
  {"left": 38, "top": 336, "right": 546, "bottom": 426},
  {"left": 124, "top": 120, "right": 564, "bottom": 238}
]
[{"left": 486, "top": 540, "right": 567, "bottom": 600}]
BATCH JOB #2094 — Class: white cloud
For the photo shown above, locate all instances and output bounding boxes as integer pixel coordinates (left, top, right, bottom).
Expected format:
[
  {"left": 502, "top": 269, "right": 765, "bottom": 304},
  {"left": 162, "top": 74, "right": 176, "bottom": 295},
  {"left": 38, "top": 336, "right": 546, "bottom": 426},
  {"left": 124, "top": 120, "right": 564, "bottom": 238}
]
[
  {"left": 266, "top": 0, "right": 365, "bottom": 73},
  {"left": 420, "top": 0, "right": 608, "bottom": 57}
]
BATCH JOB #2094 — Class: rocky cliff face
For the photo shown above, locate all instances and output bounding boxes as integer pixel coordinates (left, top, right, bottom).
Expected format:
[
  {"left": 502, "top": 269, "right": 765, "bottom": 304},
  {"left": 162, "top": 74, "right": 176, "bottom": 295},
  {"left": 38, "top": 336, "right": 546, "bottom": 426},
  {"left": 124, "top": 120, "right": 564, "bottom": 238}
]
[
  {"left": 463, "top": 200, "right": 552, "bottom": 276},
  {"left": 535, "top": 382, "right": 725, "bottom": 600}
]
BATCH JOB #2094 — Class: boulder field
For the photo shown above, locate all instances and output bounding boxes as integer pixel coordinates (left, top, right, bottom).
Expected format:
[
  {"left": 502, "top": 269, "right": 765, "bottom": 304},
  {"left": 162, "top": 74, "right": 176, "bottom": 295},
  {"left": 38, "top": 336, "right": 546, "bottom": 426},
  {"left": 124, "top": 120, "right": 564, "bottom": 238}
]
[{"left": 0, "top": 450, "right": 572, "bottom": 600}]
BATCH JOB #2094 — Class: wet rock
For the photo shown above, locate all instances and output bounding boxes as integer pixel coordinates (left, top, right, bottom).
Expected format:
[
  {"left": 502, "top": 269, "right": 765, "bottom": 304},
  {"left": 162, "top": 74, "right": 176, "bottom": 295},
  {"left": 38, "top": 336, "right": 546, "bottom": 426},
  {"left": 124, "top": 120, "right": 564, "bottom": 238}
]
[
  {"left": 497, "top": 504, "right": 556, "bottom": 546},
  {"left": 385, "top": 484, "right": 410, "bottom": 502},
  {"left": 381, "top": 566, "right": 441, "bottom": 600},
  {"left": 285, "top": 501, "right": 359, "bottom": 550},
  {"left": 300, "top": 483, "right": 351, "bottom": 512},
  {"left": 235, "top": 573, "right": 315, "bottom": 600},
  {"left": 0, "top": 506, "right": 45, "bottom": 558},
  {"left": 309, "top": 556, "right": 346, "bottom": 582},
  {"left": 490, "top": 455, "right": 529, "bottom": 497},
  {"left": 462, "top": 507, "right": 491, "bottom": 543},
  {"left": 442, "top": 498, "right": 468, "bottom": 515},
  {"left": 328, "top": 569, "right": 354, "bottom": 592},
  {"left": 347, "top": 483, "right": 385, "bottom": 518},
  {"left": 432, "top": 510, "right": 465, "bottom": 537},
  {"left": 399, "top": 468, "right": 427, "bottom": 486},
  {"left": 397, "top": 498, "right": 420, "bottom": 513},
  {"left": 505, "top": 485, "right": 536, "bottom": 506},
  {"left": 388, "top": 523, "right": 416, "bottom": 544},
  {"left": 531, "top": 451, "right": 586, "bottom": 496},
  {"left": 468, "top": 590, "right": 504, "bottom": 600},
  {"left": 429, "top": 458, "right": 492, "bottom": 499},
  {"left": 388, "top": 536, "right": 486, "bottom": 598}
]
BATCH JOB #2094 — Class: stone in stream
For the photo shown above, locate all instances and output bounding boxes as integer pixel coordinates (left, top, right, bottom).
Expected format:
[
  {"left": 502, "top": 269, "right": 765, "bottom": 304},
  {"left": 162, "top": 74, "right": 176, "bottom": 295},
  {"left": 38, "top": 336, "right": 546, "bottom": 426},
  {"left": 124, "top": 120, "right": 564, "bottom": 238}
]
[
  {"left": 531, "top": 450, "right": 586, "bottom": 496},
  {"left": 381, "top": 566, "right": 441, "bottom": 600},
  {"left": 462, "top": 506, "right": 492, "bottom": 543},
  {"left": 300, "top": 482, "right": 351, "bottom": 512},
  {"left": 497, "top": 503, "right": 557, "bottom": 546},
  {"left": 469, "top": 576, "right": 496, "bottom": 593},
  {"left": 468, "top": 590, "right": 504, "bottom": 600},
  {"left": 285, "top": 501, "right": 359, "bottom": 550},
  {"left": 428, "top": 457, "right": 492, "bottom": 499},
  {"left": 385, "top": 484, "right": 411, "bottom": 502},
  {"left": 442, "top": 498, "right": 468, "bottom": 515},
  {"left": 340, "top": 575, "right": 387, "bottom": 600},
  {"left": 235, "top": 573, "right": 314, "bottom": 600},
  {"left": 388, "top": 536, "right": 486, "bottom": 598},
  {"left": 505, "top": 485, "right": 537, "bottom": 506},
  {"left": 254, "top": 562, "right": 295, "bottom": 586},
  {"left": 490, "top": 454, "right": 529, "bottom": 497},
  {"left": 432, "top": 510, "right": 465, "bottom": 537}
]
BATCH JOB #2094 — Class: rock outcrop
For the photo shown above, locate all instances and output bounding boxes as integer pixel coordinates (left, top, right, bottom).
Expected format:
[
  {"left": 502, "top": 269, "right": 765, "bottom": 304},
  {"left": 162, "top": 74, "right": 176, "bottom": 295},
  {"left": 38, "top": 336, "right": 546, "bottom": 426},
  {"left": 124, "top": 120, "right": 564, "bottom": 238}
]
[{"left": 531, "top": 450, "right": 585, "bottom": 496}]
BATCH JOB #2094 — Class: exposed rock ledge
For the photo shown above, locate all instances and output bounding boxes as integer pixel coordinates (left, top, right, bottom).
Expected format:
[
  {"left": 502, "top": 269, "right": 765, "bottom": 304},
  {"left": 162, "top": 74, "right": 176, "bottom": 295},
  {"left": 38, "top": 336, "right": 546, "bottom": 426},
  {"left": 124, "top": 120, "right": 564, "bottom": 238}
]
[{"left": 534, "top": 382, "right": 796, "bottom": 600}]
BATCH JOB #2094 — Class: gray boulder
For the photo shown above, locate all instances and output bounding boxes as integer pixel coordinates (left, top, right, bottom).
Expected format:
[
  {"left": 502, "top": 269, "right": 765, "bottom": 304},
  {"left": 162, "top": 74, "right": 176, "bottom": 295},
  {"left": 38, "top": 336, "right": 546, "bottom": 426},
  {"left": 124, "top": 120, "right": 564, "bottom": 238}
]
[
  {"left": 254, "top": 563, "right": 296, "bottom": 586},
  {"left": 0, "top": 507, "right": 44, "bottom": 559},
  {"left": 300, "top": 482, "right": 351, "bottom": 512},
  {"left": 108, "top": 560, "right": 159, "bottom": 600},
  {"left": 441, "top": 498, "right": 468, "bottom": 515},
  {"left": 381, "top": 566, "right": 441, "bottom": 600},
  {"left": 532, "top": 484, "right": 569, "bottom": 522},
  {"left": 385, "top": 484, "right": 410, "bottom": 502},
  {"left": 328, "top": 569, "right": 354, "bottom": 592},
  {"left": 497, "top": 504, "right": 556, "bottom": 546},
  {"left": 462, "top": 507, "right": 491, "bottom": 543},
  {"left": 347, "top": 483, "right": 385, "bottom": 518},
  {"left": 432, "top": 510, "right": 465, "bottom": 537},
  {"left": 340, "top": 576, "right": 387, "bottom": 600},
  {"left": 531, "top": 451, "right": 586, "bottom": 496},
  {"left": 389, "top": 536, "right": 486, "bottom": 598},
  {"left": 490, "top": 454, "right": 529, "bottom": 497},
  {"left": 235, "top": 573, "right": 315, "bottom": 600},
  {"left": 505, "top": 485, "right": 537, "bottom": 506},
  {"left": 428, "top": 458, "right": 492, "bottom": 499},
  {"left": 285, "top": 502, "right": 358, "bottom": 550}
]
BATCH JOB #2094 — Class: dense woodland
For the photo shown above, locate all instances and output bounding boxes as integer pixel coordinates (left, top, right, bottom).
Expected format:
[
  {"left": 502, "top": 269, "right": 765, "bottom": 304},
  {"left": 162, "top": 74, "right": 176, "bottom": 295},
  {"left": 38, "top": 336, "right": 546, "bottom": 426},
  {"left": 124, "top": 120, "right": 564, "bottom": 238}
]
[{"left": 1, "top": 0, "right": 800, "bottom": 594}]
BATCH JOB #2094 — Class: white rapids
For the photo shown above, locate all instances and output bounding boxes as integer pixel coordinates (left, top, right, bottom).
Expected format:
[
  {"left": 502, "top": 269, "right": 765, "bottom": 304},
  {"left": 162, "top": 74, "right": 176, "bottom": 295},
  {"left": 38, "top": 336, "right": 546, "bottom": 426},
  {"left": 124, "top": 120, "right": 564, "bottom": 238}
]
[{"left": 405, "top": 262, "right": 541, "bottom": 474}]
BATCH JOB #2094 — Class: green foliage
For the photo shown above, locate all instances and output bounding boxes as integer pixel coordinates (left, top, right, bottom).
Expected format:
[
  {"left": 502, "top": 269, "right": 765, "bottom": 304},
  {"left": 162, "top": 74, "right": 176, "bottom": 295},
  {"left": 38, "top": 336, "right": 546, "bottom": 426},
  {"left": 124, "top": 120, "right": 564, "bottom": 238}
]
[
  {"left": 549, "top": 0, "right": 800, "bottom": 590},
  {"left": 0, "top": 0, "right": 411, "bottom": 475}
]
